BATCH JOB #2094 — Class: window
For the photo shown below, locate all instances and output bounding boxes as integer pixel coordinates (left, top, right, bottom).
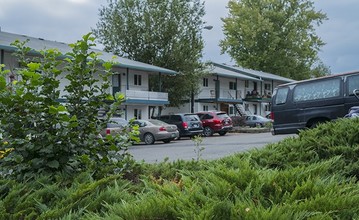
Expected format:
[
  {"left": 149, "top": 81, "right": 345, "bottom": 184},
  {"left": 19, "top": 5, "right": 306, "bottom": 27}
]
[
  {"left": 253, "top": 82, "right": 257, "bottom": 91},
  {"left": 229, "top": 106, "right": 234, "bottom": 115},
  {"left": 245, "top": 80, "right": 249, "bottom": 88},
  {"left": 112, "top": 74, "right": 121, "bottom": 87},
  {"left": 348, "top": 74, "right": 359, "bottom": 95},
  {"left": 264, "top": 83, "right": 271, "bottom": 90},
  {"left": 202, "top": 114, "right": 213, "bottom": 120},
  {"left": 293, "top": 78, "right": 340, "bottom": 102},
  {"left": 275, "top": 87, "right": 289, "bottom": 105},
  {"left": 253, "top": 104, "right": 257, "bottom": 115},
  {"left": 203, "top": 78, "right": 209, "bottom": 87},
  {"left": 203, "top": 105, "right": 209, "bottom": 111},
  {"left": 172, "top": 115, "right": 182, "bottom": 122},
  {"left": 229, "top": 82, "right": 237, "bottom": 90},
  {"left": 134, "top": 109, "right": 142, "bottom": 119},
  {"left": 134, "top": 74, "right": 142, "bottom": 86},
  {"left": 245, "top": 104, "right": 249, "bottom": 111},
  {"left": 265, "top": 104, "right": 271, "bottom": 111}
]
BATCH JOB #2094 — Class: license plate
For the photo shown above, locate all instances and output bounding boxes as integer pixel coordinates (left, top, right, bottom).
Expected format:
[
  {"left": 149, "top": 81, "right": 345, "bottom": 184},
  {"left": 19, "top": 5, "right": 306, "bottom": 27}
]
[{"left": 171, "top": 133, "right": 176, "bottom": 137}]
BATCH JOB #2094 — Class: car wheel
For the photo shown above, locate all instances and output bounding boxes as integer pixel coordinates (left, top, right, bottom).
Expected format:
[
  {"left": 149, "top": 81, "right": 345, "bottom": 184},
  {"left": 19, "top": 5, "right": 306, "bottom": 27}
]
[
  {"left": 218, "top": 131, "right": 227, "bottom": 136},
  {"left": 163, "top": 139, "right": 171, "bottom": 143},
  {"left": 203, "top": 127, "right": 213, "bottom": 137},
  {"left": 255, "top": 122, "right": 262, "bottom": 127},
  {"left": 144, "top": 133, "right": 155, "bottom": 145}
]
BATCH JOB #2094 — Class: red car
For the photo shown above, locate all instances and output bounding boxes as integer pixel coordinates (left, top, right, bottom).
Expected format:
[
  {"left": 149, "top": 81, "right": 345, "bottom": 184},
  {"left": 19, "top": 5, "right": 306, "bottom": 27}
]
[{"left": 196, "top": 111, "right": 233, "bottom": 137}]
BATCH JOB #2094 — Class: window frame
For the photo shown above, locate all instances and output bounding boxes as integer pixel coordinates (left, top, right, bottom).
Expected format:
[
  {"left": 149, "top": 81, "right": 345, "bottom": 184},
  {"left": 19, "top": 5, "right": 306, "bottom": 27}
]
[{"left": 134, "top": 74, "right": 142, "bottom": 86}]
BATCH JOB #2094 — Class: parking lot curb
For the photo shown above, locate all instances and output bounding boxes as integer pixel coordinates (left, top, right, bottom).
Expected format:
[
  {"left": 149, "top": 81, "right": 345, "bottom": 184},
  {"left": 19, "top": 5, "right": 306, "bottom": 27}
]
[{"left": 230, "top": 127, "right": 270, "bottom": 133}]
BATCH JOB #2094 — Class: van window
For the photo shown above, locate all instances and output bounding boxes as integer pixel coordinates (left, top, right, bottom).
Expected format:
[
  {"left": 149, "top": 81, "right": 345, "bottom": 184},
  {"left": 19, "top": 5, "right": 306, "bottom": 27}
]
[
  {"left": 293, "top": 78, "right": 340, "bottom": 102},
  {"left": 348, "top": 74, "right": 359, "bottom": 95},
  {"left": 275, "top": 87, "right": 289, "bottom": 105}
]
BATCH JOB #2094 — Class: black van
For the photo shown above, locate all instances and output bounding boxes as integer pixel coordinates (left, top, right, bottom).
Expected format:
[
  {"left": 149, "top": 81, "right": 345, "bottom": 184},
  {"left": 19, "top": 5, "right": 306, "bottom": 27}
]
[
  {"left": 271, "top": 71, "right": 359, "bottom": 135},
  {"left": 156, "top": 113, "right": 203, "bottom": 138}
]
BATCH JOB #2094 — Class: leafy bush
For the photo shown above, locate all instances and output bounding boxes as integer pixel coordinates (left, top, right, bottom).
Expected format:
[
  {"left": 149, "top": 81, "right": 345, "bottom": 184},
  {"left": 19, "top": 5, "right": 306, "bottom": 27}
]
[{"left": 0, "top": 34, "right": 134, "bottom": 181}]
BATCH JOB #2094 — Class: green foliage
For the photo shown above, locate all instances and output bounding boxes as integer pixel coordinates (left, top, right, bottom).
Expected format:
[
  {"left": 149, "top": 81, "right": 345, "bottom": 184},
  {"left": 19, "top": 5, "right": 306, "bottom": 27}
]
[
  {"left": 2, "top": 118, "right": 359, "bottom": 219},
  {"left": 0, "top": 34, "right": 134, "bottom": 181},
  {"left": 221, "top": 0, "right": 329, "bottom": 80},
  {"left": 93, "top": 0, "right": 207, "bottom": 106}
]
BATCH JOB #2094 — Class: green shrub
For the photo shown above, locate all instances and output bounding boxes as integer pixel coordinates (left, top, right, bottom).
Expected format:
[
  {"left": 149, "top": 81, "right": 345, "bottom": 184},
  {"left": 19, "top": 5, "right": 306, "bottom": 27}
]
[{"left": 0, "top": 34, "right": 135, "bottom": 181}]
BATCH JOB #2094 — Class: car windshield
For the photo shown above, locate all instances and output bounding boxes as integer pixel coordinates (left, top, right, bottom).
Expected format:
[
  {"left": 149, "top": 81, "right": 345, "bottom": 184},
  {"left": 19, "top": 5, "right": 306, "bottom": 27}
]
[
  {"left": 107, "top": 118, "right": 128, "bottom": 128},
  {"left": 148, "top": 119, "right": 167, "bottom": 126},
  {"left": 184, "top": 115, "right": 200, "bottom": 121}
]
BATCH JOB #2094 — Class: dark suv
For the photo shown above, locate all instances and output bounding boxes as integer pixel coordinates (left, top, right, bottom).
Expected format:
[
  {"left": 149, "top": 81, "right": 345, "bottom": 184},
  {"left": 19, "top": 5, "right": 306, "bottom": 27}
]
[
  {"left": 196, "top": 111, "right": 233, "bottom": 137},
  {"left": 156, "top": 113, "right": 203, "bottom": 138}
]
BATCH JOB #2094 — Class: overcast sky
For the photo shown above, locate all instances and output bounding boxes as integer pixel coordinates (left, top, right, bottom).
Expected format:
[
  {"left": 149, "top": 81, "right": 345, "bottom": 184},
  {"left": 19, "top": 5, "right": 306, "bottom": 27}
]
[{"left": 1, "top": 0, "right": 358, "bottom": 74}]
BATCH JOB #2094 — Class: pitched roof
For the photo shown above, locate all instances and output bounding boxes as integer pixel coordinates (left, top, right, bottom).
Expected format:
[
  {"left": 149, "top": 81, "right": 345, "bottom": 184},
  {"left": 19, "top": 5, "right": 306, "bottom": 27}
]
[
  {"left": 212, "top": 62, "right": 294, "bottom": 83},
  {"left": 208, "top": 65, "right": 262, "bottom": 82},
  {"left": 0, "top": 31, "right": 177, "bottom": 75}
]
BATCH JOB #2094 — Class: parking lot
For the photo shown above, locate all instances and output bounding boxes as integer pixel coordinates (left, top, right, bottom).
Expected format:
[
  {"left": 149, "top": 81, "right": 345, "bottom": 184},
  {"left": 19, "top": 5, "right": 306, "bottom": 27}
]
[{"left": 128, "top": 132, "right": 295, "bottom": 163}]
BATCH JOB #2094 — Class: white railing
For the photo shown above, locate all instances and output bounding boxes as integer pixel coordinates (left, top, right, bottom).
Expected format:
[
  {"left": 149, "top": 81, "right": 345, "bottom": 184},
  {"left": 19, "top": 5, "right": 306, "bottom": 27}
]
[
  {"left": 198, "top": 88, "right": 242, "bottom": 99},
  {"left": 125, "top": 90, "right": 168, "bottom": 101}
]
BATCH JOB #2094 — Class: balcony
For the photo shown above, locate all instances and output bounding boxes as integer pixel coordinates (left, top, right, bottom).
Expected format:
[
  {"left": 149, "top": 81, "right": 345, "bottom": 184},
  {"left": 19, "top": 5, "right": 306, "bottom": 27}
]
[
  {"left": 244, "top": 89, "right": 272, "bottom": 102},
  {"left": 124, "top": 90, "right": 169, "bottom": 104},
  {"left": 197, "top": 88, "right": 242, "bottom": 103}
]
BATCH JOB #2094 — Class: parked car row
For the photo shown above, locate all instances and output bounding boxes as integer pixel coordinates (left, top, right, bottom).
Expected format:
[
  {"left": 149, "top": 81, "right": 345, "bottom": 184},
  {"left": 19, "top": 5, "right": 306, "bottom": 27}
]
[
  {"left": 100, "top": 118, "right": 179, "bottom": 145},
  {"left": 156, "top": 111, "right": 234, "bottom": 138},
  {"left": 101, "top": 111, "right": 234, "bottom": 145}
]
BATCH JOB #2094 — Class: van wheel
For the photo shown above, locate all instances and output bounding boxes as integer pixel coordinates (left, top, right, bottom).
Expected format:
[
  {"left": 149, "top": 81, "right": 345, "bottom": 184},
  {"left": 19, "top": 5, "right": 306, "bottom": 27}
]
[
  {"left": 309, "top": 120, "right": 326, "bottom": 129},
  {"left": 203, "top": 127, "right": 213, "bottom": 137},
  {"left": 144, "top": 133, "right": 155, "bottom": 145}
]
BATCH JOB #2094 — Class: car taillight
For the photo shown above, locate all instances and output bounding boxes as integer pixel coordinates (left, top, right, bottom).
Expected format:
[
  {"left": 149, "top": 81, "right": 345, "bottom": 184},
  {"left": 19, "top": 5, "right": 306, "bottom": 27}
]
[
  {"left": 159, "top": 126, "right": 166, "bottom": 131},
  {"left": 182, "top": 122, "right": 188, "bottom": 129},
  {"left": 213, "top": 119, "right": 221, "bottom": 124},
  {"left": 106, "top": 128, "right": 111, "bottom": 135},
  {"left": 270, "top": 112, "right": 274, "bottom": 120}
]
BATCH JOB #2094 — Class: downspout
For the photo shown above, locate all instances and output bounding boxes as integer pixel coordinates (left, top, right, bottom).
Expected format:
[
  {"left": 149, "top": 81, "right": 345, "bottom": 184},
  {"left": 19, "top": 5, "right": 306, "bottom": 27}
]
[
  {"left": 126, "top": 68, "right": 129, "bottom": 90},
  {"left": 158, "top": 72, "right": 162, "bottom": 92},
  {"left": 125, "top": 68, "right": 129, "bottom": 120},
  {"left": 0, "top": 49, "right": 4, "bottom": 70},
  {"left": 235, "top": 78, "right": 238, "bottom": 99}
]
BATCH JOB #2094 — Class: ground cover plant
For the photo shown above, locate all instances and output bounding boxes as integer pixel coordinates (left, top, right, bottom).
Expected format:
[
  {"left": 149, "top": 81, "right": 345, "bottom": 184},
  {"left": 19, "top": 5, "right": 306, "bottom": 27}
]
[{"left": 1, "top": 118, "right": 359, "bottom": 219}]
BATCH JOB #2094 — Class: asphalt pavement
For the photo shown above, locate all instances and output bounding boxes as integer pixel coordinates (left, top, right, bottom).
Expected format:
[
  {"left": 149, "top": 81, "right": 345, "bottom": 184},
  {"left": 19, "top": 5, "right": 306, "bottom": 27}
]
[{"left": 128, "top": 132, "right": 295, "bottom": 163}]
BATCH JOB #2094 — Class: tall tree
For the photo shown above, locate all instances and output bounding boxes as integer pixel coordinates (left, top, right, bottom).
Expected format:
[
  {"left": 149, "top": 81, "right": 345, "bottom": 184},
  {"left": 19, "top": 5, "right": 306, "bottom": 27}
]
[
  {"left": 220, "top": 0, "right": 328, "bottom": 80},
  {"left": 93, "top": 0, "right": 206, "bottom": 106}
]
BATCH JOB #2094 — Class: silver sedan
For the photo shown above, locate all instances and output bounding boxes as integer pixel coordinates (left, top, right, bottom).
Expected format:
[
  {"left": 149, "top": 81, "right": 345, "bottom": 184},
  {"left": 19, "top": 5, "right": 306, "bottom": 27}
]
[{"left": 132, "top": 119, "right": 179, "bottom": 145}]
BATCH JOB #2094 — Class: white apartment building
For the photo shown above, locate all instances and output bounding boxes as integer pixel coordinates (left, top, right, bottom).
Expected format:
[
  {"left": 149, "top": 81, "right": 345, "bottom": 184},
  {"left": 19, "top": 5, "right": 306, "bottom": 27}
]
[
  {"left": 0, "top": 30, "right": 176, "bottom": 120},
  {"left": 163, "top": 62, "right": 294, "bottom": 117}
]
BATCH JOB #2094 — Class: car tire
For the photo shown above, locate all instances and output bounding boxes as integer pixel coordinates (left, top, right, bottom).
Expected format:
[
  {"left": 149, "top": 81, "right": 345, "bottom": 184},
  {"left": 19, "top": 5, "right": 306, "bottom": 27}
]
[
  {"left": 203, "top": 127, "right": 213, "bottom": 137},
  {"left": 163, "top": 139, "right": 171, "bottom": 143},
  {"left": 218, "top": 131, "right": 227, "bottom": 136},
  {"left": 144, "top": 133, "right": 155, "bottom": 145}
]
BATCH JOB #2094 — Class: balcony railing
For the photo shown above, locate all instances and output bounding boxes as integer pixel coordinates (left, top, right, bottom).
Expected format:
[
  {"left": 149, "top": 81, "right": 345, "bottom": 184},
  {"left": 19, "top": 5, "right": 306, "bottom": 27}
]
[
  {"left": 198, "top": 88, "right": 242, "bottom": 100},
  {"left": 125, "top": 90, "right": 168, "bottom": 101}
]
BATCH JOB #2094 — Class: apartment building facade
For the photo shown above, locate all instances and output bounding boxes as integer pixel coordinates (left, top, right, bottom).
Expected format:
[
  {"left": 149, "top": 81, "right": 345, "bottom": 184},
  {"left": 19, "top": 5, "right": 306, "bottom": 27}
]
[
  {"left": 0, "top": 30, "right": 176, "bottom": 120},
  {"left": 163, "top": 62, "right": 294, "bottom": 117}
]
